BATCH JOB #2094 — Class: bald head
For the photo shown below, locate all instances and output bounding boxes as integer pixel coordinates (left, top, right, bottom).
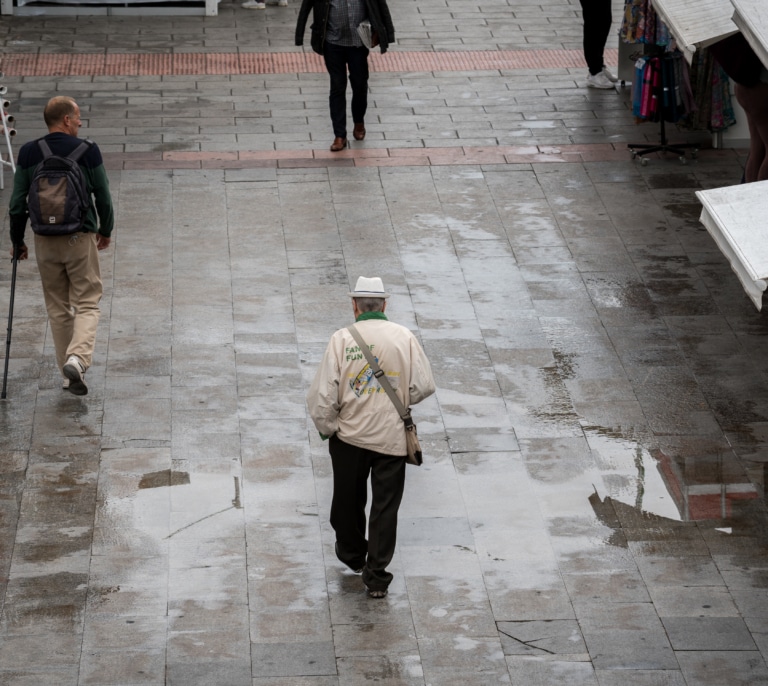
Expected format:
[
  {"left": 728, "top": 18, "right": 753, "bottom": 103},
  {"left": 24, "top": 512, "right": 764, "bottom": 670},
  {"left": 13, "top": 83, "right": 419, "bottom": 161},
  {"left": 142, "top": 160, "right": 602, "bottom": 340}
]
[{"left": 43, "top": 96, "right": 82, "bottom": 137}]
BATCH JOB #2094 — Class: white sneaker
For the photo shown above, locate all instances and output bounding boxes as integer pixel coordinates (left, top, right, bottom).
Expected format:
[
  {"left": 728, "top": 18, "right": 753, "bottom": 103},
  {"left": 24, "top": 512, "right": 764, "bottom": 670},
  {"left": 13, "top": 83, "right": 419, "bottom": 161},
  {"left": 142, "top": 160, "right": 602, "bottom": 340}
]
[
  {"left": 242, "top": 0, "right": 266, "bottom": 8},
  {"left": 602, "top": 67, "right": 618, "bottom": 83},
  {"left": 63, "top": 355, "right": 88, "bottom": 396},
  {"left": 586, "top": 71, "right": 615, "bottom": 89},
  {"left": 277, "top": 0, "right": 288, "bottom": 5}
]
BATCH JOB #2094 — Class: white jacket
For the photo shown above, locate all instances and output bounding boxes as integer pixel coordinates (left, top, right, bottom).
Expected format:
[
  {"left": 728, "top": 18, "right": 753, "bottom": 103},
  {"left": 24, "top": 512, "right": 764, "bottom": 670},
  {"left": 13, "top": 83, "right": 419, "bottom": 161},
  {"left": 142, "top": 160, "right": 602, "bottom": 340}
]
[{"left": 307, "top": 317, "right": 436, "bottom": 456}]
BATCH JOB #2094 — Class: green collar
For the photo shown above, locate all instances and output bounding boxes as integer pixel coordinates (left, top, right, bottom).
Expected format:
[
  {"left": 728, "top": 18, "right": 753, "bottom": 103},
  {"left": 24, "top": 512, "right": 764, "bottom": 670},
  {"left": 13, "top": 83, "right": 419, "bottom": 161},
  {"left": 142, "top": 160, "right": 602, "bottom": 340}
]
[{"left": 356, "top": 311, "right": 388, "bottom": 322}]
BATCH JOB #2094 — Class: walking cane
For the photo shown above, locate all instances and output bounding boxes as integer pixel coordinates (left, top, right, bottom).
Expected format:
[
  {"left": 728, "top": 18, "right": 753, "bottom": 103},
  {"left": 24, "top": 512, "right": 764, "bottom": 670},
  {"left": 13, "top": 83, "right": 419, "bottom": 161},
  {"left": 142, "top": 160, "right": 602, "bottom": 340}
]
[{"left": 1, "top": 244, "right": 19, "bottom": 399}]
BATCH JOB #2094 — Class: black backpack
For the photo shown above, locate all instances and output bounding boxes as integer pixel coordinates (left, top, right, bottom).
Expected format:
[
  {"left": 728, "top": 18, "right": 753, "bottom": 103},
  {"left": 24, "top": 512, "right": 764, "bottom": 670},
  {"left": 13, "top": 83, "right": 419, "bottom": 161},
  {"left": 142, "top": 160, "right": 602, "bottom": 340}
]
[{"left": 28, "top": 138, "right": 93, "bottom": 236}]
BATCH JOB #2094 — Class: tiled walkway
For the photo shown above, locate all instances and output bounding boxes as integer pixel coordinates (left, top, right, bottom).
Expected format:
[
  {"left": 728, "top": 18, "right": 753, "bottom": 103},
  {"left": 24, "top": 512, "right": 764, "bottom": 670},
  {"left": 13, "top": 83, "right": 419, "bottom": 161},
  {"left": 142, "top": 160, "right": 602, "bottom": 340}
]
[{"left": 1, "top": 2, "right": 766, "bottom": 686}]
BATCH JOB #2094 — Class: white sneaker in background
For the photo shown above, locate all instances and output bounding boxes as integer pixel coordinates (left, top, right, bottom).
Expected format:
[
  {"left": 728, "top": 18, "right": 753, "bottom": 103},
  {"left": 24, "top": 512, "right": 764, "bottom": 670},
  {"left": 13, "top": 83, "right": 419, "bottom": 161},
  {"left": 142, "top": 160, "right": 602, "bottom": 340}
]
[
  {"left": 602, "top": 67, "right": 618, "bottom": 83},
  {"left": 586, "top": 71, "right": 615, "bottom": 89},
  {"left": 242, "top": 0, "right": 266, "bottom": 8}
]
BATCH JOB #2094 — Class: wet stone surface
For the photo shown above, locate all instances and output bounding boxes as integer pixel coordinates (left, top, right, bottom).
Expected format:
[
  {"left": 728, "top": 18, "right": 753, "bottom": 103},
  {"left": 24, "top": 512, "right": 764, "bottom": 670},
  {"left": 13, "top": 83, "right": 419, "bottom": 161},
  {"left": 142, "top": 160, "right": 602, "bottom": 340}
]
[{"left": 0, "top": 0, "right": 767, "bottom": 684}]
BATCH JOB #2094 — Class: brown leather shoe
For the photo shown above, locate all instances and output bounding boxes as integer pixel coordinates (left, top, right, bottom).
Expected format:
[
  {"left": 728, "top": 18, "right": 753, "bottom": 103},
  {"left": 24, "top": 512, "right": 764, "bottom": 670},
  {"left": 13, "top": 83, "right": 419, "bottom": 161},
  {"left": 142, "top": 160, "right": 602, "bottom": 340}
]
[
  {"left": 353, "top": 123, "right": 366, "bottom": 141},
  {"left": 330, "top": 136, "right": 348, "bottom": 152}
]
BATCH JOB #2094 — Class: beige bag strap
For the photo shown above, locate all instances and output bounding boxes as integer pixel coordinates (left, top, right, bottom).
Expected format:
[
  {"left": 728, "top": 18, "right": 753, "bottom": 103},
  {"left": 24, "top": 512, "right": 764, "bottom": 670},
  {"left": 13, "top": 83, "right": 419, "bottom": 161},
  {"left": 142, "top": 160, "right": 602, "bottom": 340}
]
[{"left": 347, "top": 325, "right": 414, "bottom": 428}]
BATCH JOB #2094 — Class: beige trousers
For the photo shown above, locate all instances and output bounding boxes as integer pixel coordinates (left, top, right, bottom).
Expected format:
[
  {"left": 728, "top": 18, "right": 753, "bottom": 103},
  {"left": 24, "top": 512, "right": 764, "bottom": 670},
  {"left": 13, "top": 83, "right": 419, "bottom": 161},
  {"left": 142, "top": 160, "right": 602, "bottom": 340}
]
[{"left": 34, "top": 232, "right": 103, "bottom": 373}]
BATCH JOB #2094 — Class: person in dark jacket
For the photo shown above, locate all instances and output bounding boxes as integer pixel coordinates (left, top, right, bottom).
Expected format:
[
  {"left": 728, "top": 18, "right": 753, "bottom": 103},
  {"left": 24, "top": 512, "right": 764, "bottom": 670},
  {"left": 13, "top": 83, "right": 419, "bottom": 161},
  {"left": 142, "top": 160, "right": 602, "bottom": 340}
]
[
  {"left": 296, "top": 0, "right": 395, "bottom": 152},
  {"left": 8, "top": 96, "right": 114, "bottom": 396}
]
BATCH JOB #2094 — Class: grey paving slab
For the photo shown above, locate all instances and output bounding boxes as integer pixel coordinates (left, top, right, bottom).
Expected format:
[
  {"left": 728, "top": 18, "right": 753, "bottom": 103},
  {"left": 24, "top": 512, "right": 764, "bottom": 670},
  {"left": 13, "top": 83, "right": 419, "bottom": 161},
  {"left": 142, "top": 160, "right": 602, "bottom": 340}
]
[{"left": 0, "top": 0, "right": 766, "bottom": 683}]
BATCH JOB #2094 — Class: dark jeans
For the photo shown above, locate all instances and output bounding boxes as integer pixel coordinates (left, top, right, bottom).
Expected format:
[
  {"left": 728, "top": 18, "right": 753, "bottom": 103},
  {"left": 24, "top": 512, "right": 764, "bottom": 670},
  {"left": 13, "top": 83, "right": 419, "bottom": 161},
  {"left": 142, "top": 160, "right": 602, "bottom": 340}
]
[
  {"left": 578, "top": 0, "right": 612, "bottom": 75},
  {"left": 329, "top": 435, "right": 406, "bottom": 591},
  {"left": 323, "top": 42, "right": 370, "bottom": 138}
]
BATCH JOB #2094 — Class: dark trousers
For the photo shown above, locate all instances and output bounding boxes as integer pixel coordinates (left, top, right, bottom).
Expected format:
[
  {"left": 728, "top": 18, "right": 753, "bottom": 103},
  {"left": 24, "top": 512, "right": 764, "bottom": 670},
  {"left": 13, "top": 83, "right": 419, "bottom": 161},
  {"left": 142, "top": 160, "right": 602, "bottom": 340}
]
[
  {"left": 329, "top": 435, "right": 406, "bottom": 591},
  {"left": 323, "top": 42, "right": 370, "bottom": 138},
  {"left": 578, "top": 0, "right": 612, "bottom": 75}
]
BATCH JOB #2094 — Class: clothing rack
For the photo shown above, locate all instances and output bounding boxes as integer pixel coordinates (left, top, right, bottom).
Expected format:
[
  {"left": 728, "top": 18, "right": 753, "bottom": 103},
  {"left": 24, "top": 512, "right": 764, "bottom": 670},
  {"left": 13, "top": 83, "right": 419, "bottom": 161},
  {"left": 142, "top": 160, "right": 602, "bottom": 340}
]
[
  {"left": 628, "top": 49, "right": 699, "bottom": 165},
  {"left": 628, "top": 119, "right": 698, "bottom": 165}
]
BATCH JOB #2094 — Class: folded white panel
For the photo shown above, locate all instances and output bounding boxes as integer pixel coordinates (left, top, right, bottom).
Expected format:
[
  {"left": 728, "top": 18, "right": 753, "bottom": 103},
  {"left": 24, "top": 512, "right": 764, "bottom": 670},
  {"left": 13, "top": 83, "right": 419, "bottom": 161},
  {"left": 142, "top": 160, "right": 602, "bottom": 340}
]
[{"left": 696, "top": 181, "right": 768, "bottom": 310}]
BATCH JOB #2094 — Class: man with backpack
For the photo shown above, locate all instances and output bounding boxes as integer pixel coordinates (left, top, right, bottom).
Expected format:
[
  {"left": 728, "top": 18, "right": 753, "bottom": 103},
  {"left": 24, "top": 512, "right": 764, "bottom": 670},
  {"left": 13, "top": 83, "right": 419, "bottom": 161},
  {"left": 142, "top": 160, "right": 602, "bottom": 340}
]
[{"left": 8, "top": 96, "right": 114, "bottom": 396}]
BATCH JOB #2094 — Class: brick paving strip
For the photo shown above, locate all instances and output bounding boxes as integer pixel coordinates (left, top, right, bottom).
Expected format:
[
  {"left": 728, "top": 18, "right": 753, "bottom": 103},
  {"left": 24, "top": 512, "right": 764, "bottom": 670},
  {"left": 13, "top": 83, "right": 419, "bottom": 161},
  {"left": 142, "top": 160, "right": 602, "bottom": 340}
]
[
  {"left": 3, "top": 46, "right": 672, "bottom": 169},
  {"left": 2, "top": 48, "right": 617, "bottom": 77},
  {"left": 106, "top": 143, "right": 634, "bottom": 170}
]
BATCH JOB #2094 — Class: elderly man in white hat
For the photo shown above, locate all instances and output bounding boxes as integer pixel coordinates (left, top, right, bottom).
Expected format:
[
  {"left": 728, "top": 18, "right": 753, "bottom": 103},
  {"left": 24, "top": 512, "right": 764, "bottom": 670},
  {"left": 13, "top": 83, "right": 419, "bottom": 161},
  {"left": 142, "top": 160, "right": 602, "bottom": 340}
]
[{"left": 307, "top": 276, "right": 435, "bottom": 598}]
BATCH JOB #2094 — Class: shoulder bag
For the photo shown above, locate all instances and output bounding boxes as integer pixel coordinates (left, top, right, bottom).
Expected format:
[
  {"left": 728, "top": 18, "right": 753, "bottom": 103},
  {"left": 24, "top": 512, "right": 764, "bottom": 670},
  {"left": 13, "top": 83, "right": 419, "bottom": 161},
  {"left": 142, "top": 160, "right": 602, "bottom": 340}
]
[{"left": 347, "top": 325, "right": 422, "bottom": 466}]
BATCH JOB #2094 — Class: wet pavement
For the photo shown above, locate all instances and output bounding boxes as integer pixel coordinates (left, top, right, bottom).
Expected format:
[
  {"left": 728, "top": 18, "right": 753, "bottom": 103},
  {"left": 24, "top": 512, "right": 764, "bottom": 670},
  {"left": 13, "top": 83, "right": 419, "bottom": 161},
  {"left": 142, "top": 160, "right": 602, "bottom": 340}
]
[{"left": 1, "top": 0, "right": 768, "bottom": 684}]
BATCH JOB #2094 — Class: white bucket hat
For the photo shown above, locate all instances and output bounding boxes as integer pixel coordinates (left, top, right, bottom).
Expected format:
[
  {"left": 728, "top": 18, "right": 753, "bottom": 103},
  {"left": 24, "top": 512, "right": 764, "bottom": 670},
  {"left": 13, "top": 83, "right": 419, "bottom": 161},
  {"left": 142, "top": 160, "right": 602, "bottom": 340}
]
[{"left": 349, "top": 276, "right": 390, "bottom": 299}]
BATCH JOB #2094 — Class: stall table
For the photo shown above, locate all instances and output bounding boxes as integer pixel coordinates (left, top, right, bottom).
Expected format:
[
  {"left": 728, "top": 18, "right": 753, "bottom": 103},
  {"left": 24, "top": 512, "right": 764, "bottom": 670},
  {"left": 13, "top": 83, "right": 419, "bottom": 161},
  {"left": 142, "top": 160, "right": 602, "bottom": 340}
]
[
  {"left": 696, "top": 182, "right": 768, "bottom": 311},
  {"left": 649, "top": 0, "right": 738, "bottom": 61},
  {"left": 732, "top": 0, "right": 768, "bottom": 69}
]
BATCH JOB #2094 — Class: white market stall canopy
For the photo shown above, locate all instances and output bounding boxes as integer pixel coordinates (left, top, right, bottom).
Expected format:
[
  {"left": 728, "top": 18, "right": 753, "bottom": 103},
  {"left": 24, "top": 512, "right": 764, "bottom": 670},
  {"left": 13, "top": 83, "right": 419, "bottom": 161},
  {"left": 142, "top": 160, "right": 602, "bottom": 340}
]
[
  {"left": 687, "top": 0, "right": 768, "bottom": 311},
  {"left": 697, "top": 182, "right": 768, "bottom": 311},
  {"left": 650, "top": 0, "right": 738, "bottom": 60},
  {"left": 732, "top": 0, "right": 768, "bottom": 69}
]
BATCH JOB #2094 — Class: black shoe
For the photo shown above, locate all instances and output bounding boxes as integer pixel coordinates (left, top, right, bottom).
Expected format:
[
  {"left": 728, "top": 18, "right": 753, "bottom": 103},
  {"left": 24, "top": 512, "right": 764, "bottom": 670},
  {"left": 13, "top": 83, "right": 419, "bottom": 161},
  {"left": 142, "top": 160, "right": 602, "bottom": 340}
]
[{"left": 335, "top": 542, "right": 364, "bottom": 573}]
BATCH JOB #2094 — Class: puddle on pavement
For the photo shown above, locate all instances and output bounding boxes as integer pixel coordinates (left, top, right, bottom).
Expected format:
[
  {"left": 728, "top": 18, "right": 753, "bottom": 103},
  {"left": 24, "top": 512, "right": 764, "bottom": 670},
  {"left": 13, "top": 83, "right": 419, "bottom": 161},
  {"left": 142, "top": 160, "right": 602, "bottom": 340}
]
[
  {"left": 585, "top": 429, "right": 685, "bottom": 522},
  {"left": 646, "top": 173, "right": 702, "bottom": 190},
  {"left": 528, "top": 350, "right": 579, "bottom": 429},
  {"left": 585, "top": 276, "right": 656, "bottom": 314},
  {"left": 138, "top": 470, "right": 190, "bottom": 489},
  {"left": 526, "top": 350, "right": 762, "bottom": 529},
  {"left": 585, "top": 427, "right": 761, "bottom": 528},
  {"left": 662, "top": 202, "right": 702, "bottom": 221},
  {"left": 86, "top": 472, "right": 246, "bottom": 611}
]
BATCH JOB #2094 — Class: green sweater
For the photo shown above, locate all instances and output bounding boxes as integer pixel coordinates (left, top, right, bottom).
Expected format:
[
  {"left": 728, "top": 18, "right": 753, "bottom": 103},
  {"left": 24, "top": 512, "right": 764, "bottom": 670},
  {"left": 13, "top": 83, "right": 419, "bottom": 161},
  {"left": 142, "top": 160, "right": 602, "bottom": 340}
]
[{"left": 9, "top": 132, "right": 114, "bottom": 244}]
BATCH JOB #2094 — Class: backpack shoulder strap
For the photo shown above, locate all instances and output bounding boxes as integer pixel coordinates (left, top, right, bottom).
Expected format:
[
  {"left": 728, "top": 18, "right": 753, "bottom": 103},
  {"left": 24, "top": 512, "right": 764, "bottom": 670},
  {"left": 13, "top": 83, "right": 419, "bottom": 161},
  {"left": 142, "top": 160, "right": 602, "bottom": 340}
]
[
  {"left": 67, "top": 139, "right": 93, "bottom": 163},
  {"left": 37, "top": 138, "right": 53, "bottom": 159},
  {"left": 36, "top": 138, "right": 93, "bottom": 163}
]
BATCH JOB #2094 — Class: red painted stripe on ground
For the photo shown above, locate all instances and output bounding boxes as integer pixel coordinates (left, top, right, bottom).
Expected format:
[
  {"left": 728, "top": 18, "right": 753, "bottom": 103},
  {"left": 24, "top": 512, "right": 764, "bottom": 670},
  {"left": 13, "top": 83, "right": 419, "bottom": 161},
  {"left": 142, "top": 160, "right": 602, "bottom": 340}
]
[
  {"left": 1, "top": 48, "right": 618, "bottom": 77},
  {"left": 96, "top": 142, "right": 725, "bottom": 171}
]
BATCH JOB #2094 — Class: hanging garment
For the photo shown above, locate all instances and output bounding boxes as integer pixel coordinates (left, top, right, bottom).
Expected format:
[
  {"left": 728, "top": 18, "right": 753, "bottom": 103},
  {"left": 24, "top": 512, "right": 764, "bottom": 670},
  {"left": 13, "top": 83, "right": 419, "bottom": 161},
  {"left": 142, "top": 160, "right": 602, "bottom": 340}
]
[
  {"left": 620, "top": 0, "right": 670, "bottom": 45},
  {"left": 632, "top": 51, "right": 694, "bottom": 123},
  {"left": 632, "top": 56, "right": 648, "bottom": 117},
  {"left": 654, "top": 15, "right": 670, "bottom": 46},
  {"left": 662, "top": 52, "right": 684, "bottom": 123},
  {"left": 710, "top": 61, "right": 736, "bottom": 131},
  {"left": 638, "top": 56, "right": 660, "bottom": 120},
  {"left": 621, "top": 0, "right": 647, "bottom": 44},
  {"left": 685, "top": 47, "right": 736, "bottom": 132}
]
